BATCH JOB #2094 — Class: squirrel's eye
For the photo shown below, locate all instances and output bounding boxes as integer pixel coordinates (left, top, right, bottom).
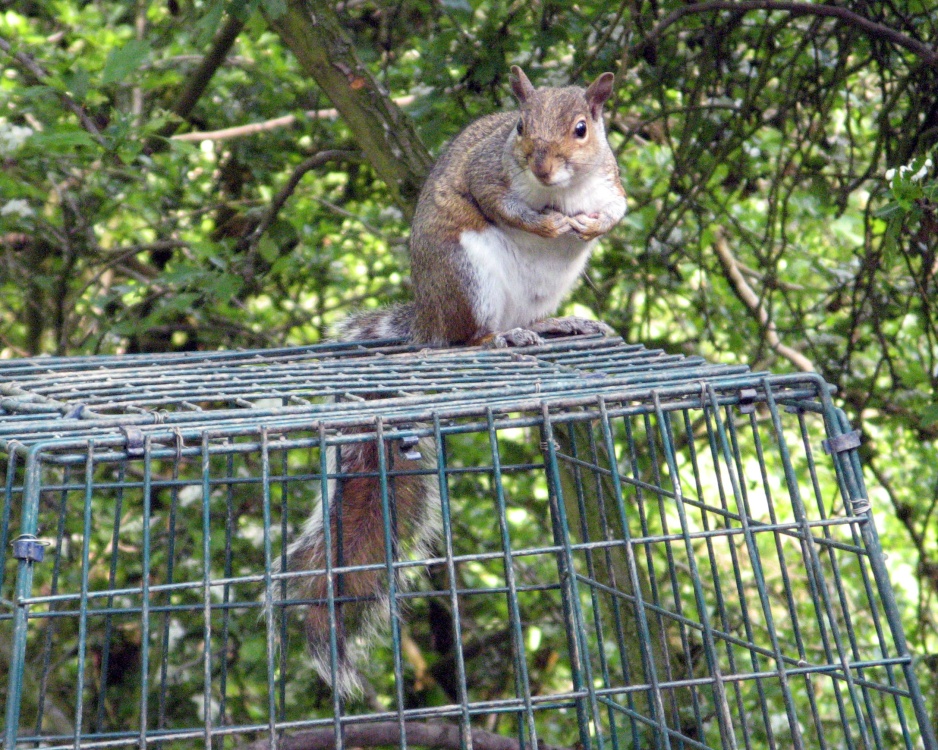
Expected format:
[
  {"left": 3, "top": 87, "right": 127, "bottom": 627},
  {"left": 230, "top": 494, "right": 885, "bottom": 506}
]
[
  {"left": 517, "top": 120, "right": 524, "bottom": 135},
  {"left": 574, "top": 120, "right": 588, "bottom": 138}
]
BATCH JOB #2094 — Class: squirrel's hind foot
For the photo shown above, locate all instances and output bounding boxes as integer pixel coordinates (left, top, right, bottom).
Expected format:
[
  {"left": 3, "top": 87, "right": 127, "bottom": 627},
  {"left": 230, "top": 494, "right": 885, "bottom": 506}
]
[
  {"left": 487, "top": 328, "right": 546, "bottom": 348},
  {"left": 477, "top": 318, "right": 613, "bottom": 348},
  {"left": 529, "top": 316, "right": 614, "bottom": 338}
]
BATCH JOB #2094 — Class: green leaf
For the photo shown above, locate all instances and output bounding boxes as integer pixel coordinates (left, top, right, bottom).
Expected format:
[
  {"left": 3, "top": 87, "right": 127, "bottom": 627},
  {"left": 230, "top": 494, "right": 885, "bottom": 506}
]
[
  {"left": 29, "top": 129, "right": 97, "bottom": 149},
  {"left": 211, "top": 273, "right": 245, "bottom": 300},
  {"left": 261, "top": 0, "right": 287, "bottom": 18},
  {"left": 64, "top": 67, "right": 90, "bottom": 101},
  {"left": 195, "top": 1, "right": 226, "bottom": 45},
  {"left": 102, "top": 39, "right": 149, "bottom": 86},
  {"left": 922, "top": 404, "right": 938, "bottom": 428}
]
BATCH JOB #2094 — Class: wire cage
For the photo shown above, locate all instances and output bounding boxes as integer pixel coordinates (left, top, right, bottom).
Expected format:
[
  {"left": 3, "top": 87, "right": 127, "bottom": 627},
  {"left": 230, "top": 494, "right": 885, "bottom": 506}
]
[{"left": 0, "top": 336, "right": 934, "bottom": 750}]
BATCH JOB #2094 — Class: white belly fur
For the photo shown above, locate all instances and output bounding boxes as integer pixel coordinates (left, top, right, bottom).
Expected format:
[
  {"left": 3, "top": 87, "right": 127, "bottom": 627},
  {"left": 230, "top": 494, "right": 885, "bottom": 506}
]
[
  {"left": 460, "top": 226, "right": 595, "bottom": 333},
  {"left": 459, "top": 168, "right": 625, "bottom": 334}
]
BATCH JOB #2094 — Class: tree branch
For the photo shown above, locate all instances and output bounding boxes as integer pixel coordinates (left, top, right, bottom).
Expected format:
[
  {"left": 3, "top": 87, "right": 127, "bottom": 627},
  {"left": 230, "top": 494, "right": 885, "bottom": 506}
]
[
  {"left": 240, "top": 721, "right": 572, "bottom": 750},
  {"left": 237, "top": 149, "right": 357, "bottom": 264},
  {"left": 168, "top": 12, "right": 247, "bottom": 127},
  {"left": 264, "top": 1, "right": 433, "bottom": 216},
  {"left": 0, "top": 35, "right": 108, "bottom": 147},
  {"left": 172, "top": 96, "right": 416, "bottom": 142},
  {"left": 712, "top": 230, "right": 815, "bottom": 372},
  {"left": 647, "top": 1, "right": 938, "bottom": 66}
]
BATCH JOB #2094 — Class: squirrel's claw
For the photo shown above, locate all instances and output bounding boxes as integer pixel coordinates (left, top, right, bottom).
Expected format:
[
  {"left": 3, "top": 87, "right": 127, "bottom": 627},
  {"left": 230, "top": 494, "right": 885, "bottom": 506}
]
[
  {"left": 489, "top": 328, "right": 546, "bottom": 348},
  {"left": 529, "top": 316, "right": 614, "bottom": 338}
]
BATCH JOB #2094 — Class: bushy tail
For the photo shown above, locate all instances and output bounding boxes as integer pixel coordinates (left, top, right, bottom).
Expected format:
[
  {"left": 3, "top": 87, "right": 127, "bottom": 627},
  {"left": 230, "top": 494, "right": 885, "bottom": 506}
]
[
  {"left": 283, "top": 437, "right": 440, "bottom": 695},
  {"left": 333, "top": 302, "right": 415, "bottom": 342},
  {"left": 280, "top": 302, "right": 439, "bottom": 695}
]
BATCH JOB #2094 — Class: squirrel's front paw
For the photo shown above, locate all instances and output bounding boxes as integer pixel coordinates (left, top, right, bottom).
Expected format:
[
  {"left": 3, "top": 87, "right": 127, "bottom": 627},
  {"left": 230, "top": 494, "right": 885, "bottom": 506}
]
[
  {"left": 536, "top": 211, "right": 574, "bottom": 238},
  {"left": 489, "top": 328, "right": 546, "bottom": 348},
  {"left": 529, "top": 316, "right": 614, "bottom": 338},
  {"left": 567, "top": 213, "right": 609, "bottom": 241}
]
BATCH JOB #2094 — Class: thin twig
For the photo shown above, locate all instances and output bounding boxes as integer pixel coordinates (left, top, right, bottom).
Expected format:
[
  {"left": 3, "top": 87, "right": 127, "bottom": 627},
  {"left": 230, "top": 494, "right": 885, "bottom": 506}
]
[
  {"left": 237, "top": 150, "right": 358, "bottom": 271},
  {"left": 646, "top": 1, "right": 938, "bottom": 66},
  {"left": 172, "top": 96, "right": 416, "bottom": 142},
  {"left": 712, "top": 230, "right": 815, "bottom": 372},
  {"left": 240, "top": 721, "right": 571, "bottom": 750},
  {"left": 311, "top": 195, "right": 408, "bottom": 247}
]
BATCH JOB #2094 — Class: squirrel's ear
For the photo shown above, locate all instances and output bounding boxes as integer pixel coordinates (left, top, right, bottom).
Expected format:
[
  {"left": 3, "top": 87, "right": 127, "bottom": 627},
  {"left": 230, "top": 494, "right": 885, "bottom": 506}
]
[
  {"left": 586, "top": 72, "right": 615, "bottom": 118},
  {"left": 509, "top": 66, "right": 536, "bottom": 103}
]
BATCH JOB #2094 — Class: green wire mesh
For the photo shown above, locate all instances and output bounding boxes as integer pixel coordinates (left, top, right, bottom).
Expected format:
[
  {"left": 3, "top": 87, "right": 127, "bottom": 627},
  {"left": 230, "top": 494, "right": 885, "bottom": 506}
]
[{"left": 0, "top": 336, "right": 934, "bottom": 750}]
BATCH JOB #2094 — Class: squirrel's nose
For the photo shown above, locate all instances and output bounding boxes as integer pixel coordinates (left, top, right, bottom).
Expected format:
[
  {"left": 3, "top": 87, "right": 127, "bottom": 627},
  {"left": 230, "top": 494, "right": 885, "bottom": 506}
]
[{"left": 531, "top": 148, "right": 555, "bottom": 183}]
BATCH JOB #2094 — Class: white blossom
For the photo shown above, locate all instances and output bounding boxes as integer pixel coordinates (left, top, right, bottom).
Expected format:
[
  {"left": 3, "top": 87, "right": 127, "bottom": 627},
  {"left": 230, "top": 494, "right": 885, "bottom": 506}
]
[
  {"left": 0, "top": 117, "right": 33, "bottom": 156},
  {"left": 887, "top": 158, "right": 934, "bottom": 183},
  {"left": 910, "top": 158, "right": 933, "bottom": 183},
  {"left": 1, "top": 199, "right": 33, "bottom": 218}
]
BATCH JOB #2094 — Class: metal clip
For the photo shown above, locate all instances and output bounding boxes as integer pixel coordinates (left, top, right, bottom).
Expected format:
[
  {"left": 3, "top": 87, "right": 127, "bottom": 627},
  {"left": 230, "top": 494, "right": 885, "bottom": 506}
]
[
  {"left": 737, "top": 388, "right": 759, "bottom": 414},
  {"left": 822, "top": 429, "right": 861, "bottom": 455},
  {"left": 11, "top": 535, "right": 50, "bottom": 563},
  {"left": 399, "top": 434, "right": 422, "bottom": 461},
  {"left": 850, "top": 497, "right": 872, "bottom": 515},
  {"left": 119, "top": 425, "right": 146, "bottom": 457}
]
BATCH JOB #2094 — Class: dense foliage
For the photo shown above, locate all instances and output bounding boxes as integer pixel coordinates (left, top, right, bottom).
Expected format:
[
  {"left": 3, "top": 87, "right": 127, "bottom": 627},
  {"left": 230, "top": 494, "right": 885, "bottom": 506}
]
[{"left": 1, "top": 0, "right": 937, "bottom": 738}]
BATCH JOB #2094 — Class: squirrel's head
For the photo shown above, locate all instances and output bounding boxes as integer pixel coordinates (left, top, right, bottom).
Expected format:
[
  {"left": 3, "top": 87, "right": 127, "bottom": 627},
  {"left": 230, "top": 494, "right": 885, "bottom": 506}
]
[{"left": 508, "top": 65, "right": 615, "bottom": 188}]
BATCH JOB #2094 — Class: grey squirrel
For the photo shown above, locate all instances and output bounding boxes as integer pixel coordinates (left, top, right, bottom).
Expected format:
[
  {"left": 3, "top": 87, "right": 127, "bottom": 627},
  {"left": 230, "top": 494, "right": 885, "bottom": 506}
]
[{"left": 282, "top": 66, "right": 626, "bottom": 694}]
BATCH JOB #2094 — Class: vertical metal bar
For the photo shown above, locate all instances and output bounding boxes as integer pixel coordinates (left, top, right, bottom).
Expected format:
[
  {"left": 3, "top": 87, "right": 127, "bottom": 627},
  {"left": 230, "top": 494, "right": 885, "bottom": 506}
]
[
  {"left": 0, "top": 451, "right": 15, "bottom": 596},
  {"left": 139, "top": 436, "right": 153, "bottom": 748},
  {"left": 278, "top": 440, "right": 291, "bottom": 730},
  {"left": 374, "top": 418, "right": 407, "bottom": 749},
  {"left": 827, "top": 409, "right": 914, "bottom": 748},
  {"left": 158, "top": 441, "right": 182, "bottom": 737},
  {"left": 217, "top": 444, "right": 236, "bottom": 750},
  {"left": 485, "top": 407, "right": 538, "bottom": 749},
  {"left": 95, "top": 463, "right": 125, "bottom": 735},
  {"left": 3, "top": 447, "right": 43, "bottom": 749},
  {"left": 260, "top": 428, "right": 279, "bottom": 750},
  {"left": 201, "top": 433, "right": 214, "bottom": 748},
  {"left": 642, "top": 407, "right": 701, "bottom": 741},
  {"left": 745, "top": 400, "right": 841, "bottom": 749},
  {"left": 277, "top": 441, "right": 290, "bottom": 728},
  {"left": 647, "top": 406, "right": 703, "bottom": 741},
  {"left": 34, "top": 463, "right": 70, "bottom": 739},
  {"left": 653, "top": 394, "right": 737, "bottom": 750},
  {"left": 432, "top": 416, "right": 473, "bottom": 748},
  {"left": 317, "top": 424, "right": 345, "bottom": 748},
  {"left": 72, "top": 442, "right": 96, "bottom": 749},
  {"left": 541, "top": 403, "right": 603, "bottom": 750}
]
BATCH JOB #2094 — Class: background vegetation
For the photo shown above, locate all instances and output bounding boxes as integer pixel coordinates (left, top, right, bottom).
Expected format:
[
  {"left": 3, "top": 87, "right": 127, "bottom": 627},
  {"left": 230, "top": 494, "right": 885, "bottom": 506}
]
[{"left": 1, "top": 0, "right": 936, "bottom": 741}]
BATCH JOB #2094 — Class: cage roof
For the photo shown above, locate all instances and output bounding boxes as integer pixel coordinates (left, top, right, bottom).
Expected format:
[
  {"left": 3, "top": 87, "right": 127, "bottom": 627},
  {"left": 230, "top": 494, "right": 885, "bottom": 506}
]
[{"left": 0, "top": 336, "right": 823, "bottom": 454}]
